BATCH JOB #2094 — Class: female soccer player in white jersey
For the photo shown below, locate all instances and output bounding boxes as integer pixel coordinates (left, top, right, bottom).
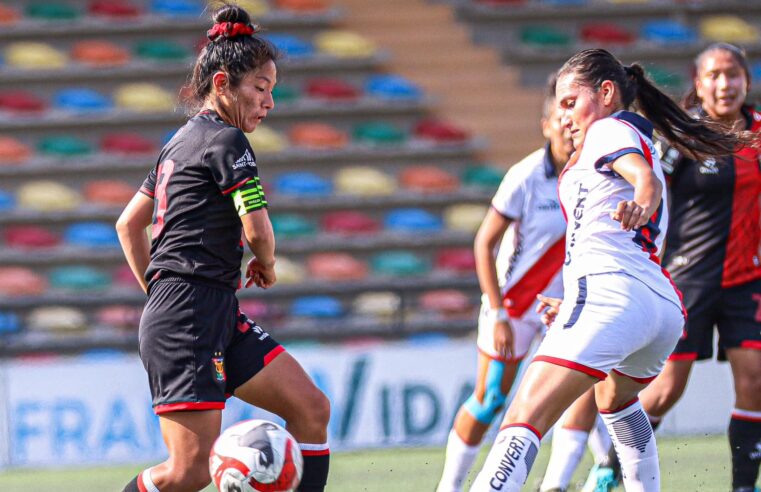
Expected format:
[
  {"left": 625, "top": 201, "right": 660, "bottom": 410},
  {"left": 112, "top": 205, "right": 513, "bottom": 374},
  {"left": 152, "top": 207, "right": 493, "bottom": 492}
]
[
  {"left": 470, "top": 48, "right": 748, "bottom": 492},
  {"left": 436, "top": 76, "right": 573, "bottom": 492}
]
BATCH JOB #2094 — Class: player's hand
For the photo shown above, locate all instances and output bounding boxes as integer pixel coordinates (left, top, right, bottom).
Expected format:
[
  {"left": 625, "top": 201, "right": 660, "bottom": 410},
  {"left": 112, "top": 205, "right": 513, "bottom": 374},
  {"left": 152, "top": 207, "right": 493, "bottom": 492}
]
[
  {"left": 610, "top": 200, "right": 649, "bottom": 231},
  {"left": 536, "top": 295, "right": 562, "bottom": 327},
  {"left": 245, "top": 257, "right": 277, "bottom": 289},
  {"left": 493, "top": 319, "right": 515, "bottom": 360}
]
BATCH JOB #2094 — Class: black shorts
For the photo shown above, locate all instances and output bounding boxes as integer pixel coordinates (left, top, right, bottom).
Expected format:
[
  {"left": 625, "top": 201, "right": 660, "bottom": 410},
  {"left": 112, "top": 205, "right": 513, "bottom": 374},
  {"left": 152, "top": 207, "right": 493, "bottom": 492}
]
[
  {"left": 139, "top": 276, "right": 283, "bottom": 414},
  {"left": 671, "top": 278, "right": 761, "bottom": 361}
]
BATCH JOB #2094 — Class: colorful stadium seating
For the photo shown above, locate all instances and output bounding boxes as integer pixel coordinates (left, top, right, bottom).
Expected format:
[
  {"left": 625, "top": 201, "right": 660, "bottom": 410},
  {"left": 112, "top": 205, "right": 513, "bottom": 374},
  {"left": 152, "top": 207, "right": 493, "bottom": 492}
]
[
  {"left": 0, "top": 4, "right": 20, "bottom": 24},
  {"left": 4, "top": 226, "right": 61, "bottom": 249},
  {"left": 353, "top": 121, "right": 407, "bottom": 145},
  {"left": 54, "top": 88, "right": 113, "bottom": 112},
  {"left": 400, "top": 165, "right": 460, "bottom": 193},
  {"left": 37, "top": 136, "right": 93, "bottom": 157},
  {"left": 114, "top": 83, "right": 175, "bottom": 112},
  {"left": 49, "top": 266, "right": 112, "bottom": 291},
  {"left": 5, "top": 42, "right": 68, "bottom": 69},
  {"left": 27, "top": 306, "right": 88, "bottom": 332},
  {"left": 306, "top": 78, "right": 361, "bottom": 101},
  {"left": 414, "top": 119, "right": 470, "bottom": 143},
  {"left": 25, "top": 2, "right": 80, "bottom": 20},
  {"left": 0, "top": 137, "right": 32, "bottom": 164},
  {"left": 0, "top": 267, "right": 48, "bottom": 297},
  {"left": 444, "top": 204, "right": 488, "bottom": 233},
  {"left": 641, "top": 20, "right": 697, "bottom": 45},
  {"left": 385, "top": 208, "right": 443, "bottom": 233},
  {"left": 151, "top": 0, "right": 203, "bottom": 16},
  {"left": 273, "top": 256, "right": 307, "bottom": 284},
  {"left": 72, "top": 40, "right": 132, "bottom": 67},
  {"left": 274, "top": 172, "right": 333, "bottom": 196},
  {"left": 314, "top": 30, "right": 376, "bottom": 58},
  {"left": 365, "top": 74, "right": 423, "bottom": 101},
  {"left": 307, "top": 252, "right": 368, "bottom": 281},
  {"left": 291, "top": 296, "right": 345, "bottom": 318},
  {"left": 0, "top": 91, "right": 48, "bottom": 113},
  {"left": 288, "top": 122, "right": 348, "bottom": 149},
  {"left": 520, "top": 26, "right": 572, "bottom": 48},
  {"left": 265, "top": 34, "right": 315, "bottom": 58},
  {"left": 101, "top": 133, "right": 156, "bottom": 155},
  {"left": 699, "top": 16, "right": 759, "bottom": 44},
  {"left": 246, "top": 126, "right": 287, "bottom": 153},
  {"left": 64, "top": 222, "right": 121, "bottom": 248},
  {"left": 371, "top": 250, "right": 431, "bottom": 276},
  {"left": 134, "top": 40, "right": 190, "bottom": 62},
  {"left": 321, "top": 211, "right": 380, "bottom": 235},
  {"left": 271, "top": 214, "right": 318, "bottom": 238},
  {"left": 17, "top": 181, "right": 82, "bottom": 212},
  {"left": 88, "top": 0, "right": 143, "bottom": 18},
  {"left": 419, "top": 289, "right": 473, "bottom": 317},
  {"left": 334, "top": 166, "right": 396, "bottom": 196}
]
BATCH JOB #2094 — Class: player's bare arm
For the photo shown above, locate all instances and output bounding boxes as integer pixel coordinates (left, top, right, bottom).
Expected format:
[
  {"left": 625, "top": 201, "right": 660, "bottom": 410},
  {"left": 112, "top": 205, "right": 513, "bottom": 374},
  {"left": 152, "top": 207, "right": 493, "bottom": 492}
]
[
  {"left": 610, "top": 152, "right": 663, "bottom": 231},
  {"left": 115, "top": 192, "right": 154, "bottom": 294}
]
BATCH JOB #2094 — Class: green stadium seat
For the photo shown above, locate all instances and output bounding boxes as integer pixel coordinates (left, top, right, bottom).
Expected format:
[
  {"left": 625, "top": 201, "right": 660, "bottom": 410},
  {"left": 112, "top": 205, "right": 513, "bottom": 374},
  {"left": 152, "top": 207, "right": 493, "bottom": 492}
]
[
  {"left": 520, "top": 26, "right": 572, "bottom": 48},
  {"left": 647, "top": 66, "right": 685, "bottom": 91},
  {"left": 49, "top": 266, "right": 112, "bottom": 291},
  {"left": 371, "top": 251, "right": 430, "bottom": 276},
  {"left": 353, "top": 121, "right": 407, "bottom": 145},
  {"left": 462, "top": 165, "right": 504, "bottom": 188},
  {"left": 37, "top": 135, "right": 93, "bottom": 157},
  {"left": 270, "top": 214, "right": 317, "bottom": 238},
  {"left": 134, "top": 40, "right": 190, "bottom": 62},
  {"left": 272, "top": 84, "right": 301, "bottom": 104},
  {"left": 25, "top": 2, "right": 80, "bottom": 20}
]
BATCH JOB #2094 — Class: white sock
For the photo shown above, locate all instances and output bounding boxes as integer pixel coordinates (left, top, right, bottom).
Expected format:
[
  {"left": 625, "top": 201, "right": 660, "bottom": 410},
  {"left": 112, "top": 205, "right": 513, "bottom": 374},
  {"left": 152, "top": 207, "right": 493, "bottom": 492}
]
[
  {"left": 601, "top": 400, "right": 659, "bottom": 492},
  {"left": 470, "top": 424, "right": 541, "bottom": 492},
  {"left": 437, "top": 430, "right": 481, "bottom": 492},
  {"left": 141, "top": 467, "right": 160, "bottom": 492},
  {"left": 588, "top": 415, "right": 613, "bottom": 464},
  {"left": 540, "top": 427, "right": 588, "bottom": 491}
]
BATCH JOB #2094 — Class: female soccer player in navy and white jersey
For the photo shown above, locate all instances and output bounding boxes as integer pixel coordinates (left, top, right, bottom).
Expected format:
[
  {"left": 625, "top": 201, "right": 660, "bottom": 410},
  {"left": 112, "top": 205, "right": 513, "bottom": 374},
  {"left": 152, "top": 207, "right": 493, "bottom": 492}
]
[
  {"left": 470, "top": 48, "right": 749, "bottom": 492},
  {"left": 116, "top": 5, "right": 330, "bottom": 492}
]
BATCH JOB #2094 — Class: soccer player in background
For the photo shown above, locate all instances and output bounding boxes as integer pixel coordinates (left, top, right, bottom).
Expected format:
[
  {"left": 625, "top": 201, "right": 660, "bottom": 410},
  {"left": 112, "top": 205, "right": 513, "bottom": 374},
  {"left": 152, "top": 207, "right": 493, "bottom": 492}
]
[
  {"left": 115, "top": 5, "right": 330, "bottom": 491},
  {"left": 636, "top": 43, "right": 761, "bottom": 492},
  {"left": 470, "top": 48, "right": 749, "bottom": 492},
  {"left": 436, "top": 75, "right": 572, "bottom": 492}
]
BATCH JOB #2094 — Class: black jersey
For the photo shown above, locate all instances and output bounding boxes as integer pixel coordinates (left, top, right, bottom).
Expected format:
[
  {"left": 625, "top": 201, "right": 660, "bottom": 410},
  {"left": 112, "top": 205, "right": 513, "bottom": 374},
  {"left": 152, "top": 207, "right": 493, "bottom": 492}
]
[
  {"left": 660, "top": 105, "right": 761, "bottom": 288},
  {"left": 139, "top": 110, "right": 265, "bottom": 289}
]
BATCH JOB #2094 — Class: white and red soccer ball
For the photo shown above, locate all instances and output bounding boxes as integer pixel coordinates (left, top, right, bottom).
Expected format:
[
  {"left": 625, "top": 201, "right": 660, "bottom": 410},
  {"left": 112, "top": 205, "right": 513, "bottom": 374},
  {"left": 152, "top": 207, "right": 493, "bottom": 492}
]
[{"left": 210, "top": 419, "right": 303, "bottom": 492}]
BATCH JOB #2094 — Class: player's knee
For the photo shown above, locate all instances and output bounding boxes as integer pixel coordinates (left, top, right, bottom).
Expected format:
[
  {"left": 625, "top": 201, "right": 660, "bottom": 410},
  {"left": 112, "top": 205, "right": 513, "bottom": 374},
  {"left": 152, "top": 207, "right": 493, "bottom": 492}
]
[
  {"left": 464, "top": 384, "right": 507, "bottom": 424},
  {"left": 734, "top": 374, "right": 761, "bottom": 408},
  {"left": 288, "top": 386, "right": 330, "bottom": 441},
  {"left": 309, "top": 388, "right": 331, "bottom": 430}
]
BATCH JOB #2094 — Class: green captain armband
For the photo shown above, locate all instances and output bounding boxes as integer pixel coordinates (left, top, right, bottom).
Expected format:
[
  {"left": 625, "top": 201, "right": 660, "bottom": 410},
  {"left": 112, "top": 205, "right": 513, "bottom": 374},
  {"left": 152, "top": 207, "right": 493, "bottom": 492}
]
[{"left": 231, "top": 177, "right": 267, "bottom": 216}]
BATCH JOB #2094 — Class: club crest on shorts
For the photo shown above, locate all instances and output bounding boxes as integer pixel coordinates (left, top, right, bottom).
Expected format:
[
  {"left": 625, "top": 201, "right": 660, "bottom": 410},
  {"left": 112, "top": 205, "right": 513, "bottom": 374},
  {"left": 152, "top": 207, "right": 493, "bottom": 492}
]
[{"left": 212, "top": 352, "right": 226, "bottom": 382}]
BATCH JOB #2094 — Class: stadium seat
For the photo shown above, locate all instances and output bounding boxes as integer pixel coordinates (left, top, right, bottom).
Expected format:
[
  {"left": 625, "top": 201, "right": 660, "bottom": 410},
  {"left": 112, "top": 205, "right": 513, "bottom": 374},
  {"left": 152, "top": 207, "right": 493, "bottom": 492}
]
[
  {"left": 17, "top": 181, "right": 82, "bottom": 211},
  {"left": 418, "top": 289, "right": 472, "bottom": 316},
  {"left": 276, "top": 0, "right": 328, "bottom": 12},
  {"left": 0, "top": 312, "right": 21, "bottom": 334},
  {"left": 0, "top": 90, "right": 47, "bottom": 113},
  {"left": 541, "top": 0, "right": 586, "bottom": 5},
  {"left": 114, "top": 83, "right": 175, "bottom": 112},
  {"left": 273, "top": 256, "right": 306, "bottom": 284},
  {"left": 306, "top": 78, "right": 361, "bottom": 101},
  {"left": 96, "top": 305, "right": 142, "bottom": 330},
  {"left": 0, "top": 5, "right": 20, "bottom": 24},
  {"left": 37, "top": 135, "right": 93, "bottom": 157},
  {"left": 365, "top": 74, "right": 423, "bottom": 101},
  {"left": 700, "top": 16, "right": 759, "bottom": 43},
  {"left": 399, "top": 165, "right": 460, "bottom": 193},
  {"left": 352, "top": 291, "right": 400, "bottom": 318},
  {"left": 414, "top": 119, "right": 470, "bottom": 143},
  {"left": 5, "top": 42, "right": 68, "bottom": 69},
  {"left": 462, "top": 165, "right": 504, "bottom": 189},
  {"left": 288, "top": 123, "right": 348, "bottom": 149},
  {"left": 641, "top": 20, "right": 698, "bottom": 45},
  {"left": 264, "top": 34, "right": 315, "bottom": 58},
  {"left": 436, "top": 248, "right": 476, "bottom": 273},
  {"left": 134, "top": 40, "right": 190, "bottom": 62},
  {"left": 151, "top": 0, "right": 203, "bottom": 16},
  {"left": 581, "top": 23, "right": 636, "bottom": 45},
  {"left": 72, "top": 40, "right": 131, "bottom": 66},
  {"left": 246, "top": 125, "right": 287, "bottom": 153},
  {"left": 647, "top": 66, "right": 685, "bottom": 91},
  {"left": 4, "top": 226, "right": 60, "bottom": 249},
  {"left": 334, "top": 166, "right": 396, "bottom": 196},
  {"left": 291, "top": 296, "right": 344, "bottom": 318},
  {"left": 270, "top": 214, "right": 317, "bottom": 238},
  {"left": 238, "top": 299, "right": 270, "bottom": 320},
  {"left": 101, "top": 133, "right": 155, "bottom": 154},
  {"left": 65, "top": 222, "right": 121, "bottom": 248},
  {"left": 0, "top": 267, "right": 48, "bottom": 297},
  {"left": 212, "top": 0, "right": 269, "bottom": 16},
  {"left": 385, "top": 208, "right": 443, "bottom": 233},
  {"left": 371, "top": 250, "right": 430, "bottom": 276},
  {"left": 0, "top": 136, "right": 32, "bottom": 164},
  {"left": 353, "top": 121, "right": 407, "bottom": 145},
  {"left": 0, "top": 190, "right": 14, "bottom": 211},
  {"left": 88, "top": 0, "right": 142, "bottom": 18},
  {"left": 520, "top": 26, "right": 572, "bottom": 48},
  {"left": 54, "top": 88, "right": 113, "bottom": 112},
  {"left": 753, "top": 62, "right": 761, "bottom": 83},
  {"left": 112, "top": 264, "right": 142, "bottom": 290},
  {"left": 49, "top": 266, "right": 112, "bottom": 291},
  {"left": 307, "top": 252, "right": 368, "bottom": 281},
  {"left": 444, "top": 204, "right": 488, "bottom": 233},
  {"left": 321, "top": 211, "right": 380, "bottom": 235},
  {"left": 274, "top": 172, "right": 333, "bottom": 196},
  {"left": 27, "top": 306, "right": 88, "bottom": 332},
  {"left": 271, "top": 84, "right": 301, "bottom": 104},
  {"left": 25, "top": 2, "right": 80, "bottom": 20},
  {"left": 314, "top": 30, "right": 376, "bottom": 58}
]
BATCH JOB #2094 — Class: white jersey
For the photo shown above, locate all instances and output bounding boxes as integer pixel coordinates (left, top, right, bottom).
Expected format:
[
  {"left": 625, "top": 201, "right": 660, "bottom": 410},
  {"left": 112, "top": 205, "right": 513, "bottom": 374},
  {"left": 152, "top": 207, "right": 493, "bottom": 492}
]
[
  {"left": 557, "top": 111, "right": 681, "bottom": 307},
  {"left": 491, "top": 145, "right": 567, "bottom": 319}
]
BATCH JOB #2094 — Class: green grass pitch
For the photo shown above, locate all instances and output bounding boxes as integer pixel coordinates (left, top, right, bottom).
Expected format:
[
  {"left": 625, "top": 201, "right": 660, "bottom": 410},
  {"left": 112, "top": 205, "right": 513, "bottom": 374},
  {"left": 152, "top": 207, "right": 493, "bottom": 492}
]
[{"left": 0, "top": 434, "right": 740, "bottom": 491}]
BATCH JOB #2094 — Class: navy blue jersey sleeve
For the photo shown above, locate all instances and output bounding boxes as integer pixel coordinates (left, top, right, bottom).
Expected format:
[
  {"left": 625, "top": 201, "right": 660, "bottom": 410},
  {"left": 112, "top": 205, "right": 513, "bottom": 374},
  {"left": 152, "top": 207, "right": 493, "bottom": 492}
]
[
  {"left": 139, "top": 168, "right": 156, "bottom": 198},
  {"left": 204, "top": 127, "right": 261, "bottom": 195}
]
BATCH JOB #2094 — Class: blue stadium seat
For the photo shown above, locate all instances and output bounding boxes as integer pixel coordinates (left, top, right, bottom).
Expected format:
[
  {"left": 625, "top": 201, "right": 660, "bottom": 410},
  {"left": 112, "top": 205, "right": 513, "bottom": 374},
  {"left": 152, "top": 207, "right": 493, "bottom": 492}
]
[
  {"left": 0, "top": 190, "right": 14, "bottom": 211},
  {"left": 151, "top": 0, "right": 202, "bottom": 16},
  {"left": 384, "top": 208, "right": 443, "bottom": 233},
  {"left": 274, "top": 172, "right": 333, "bottom": 196},
  {"left": 264, "top": 34, "right": 314, "bottom": 58},
  {"left": 54, "top": 88, "right": 112, "bottom": 112},
  {"left": 365, "top": 74, "right": 423, "bottom": 101},
  {"left": 291, "top": 296, "right": 344, "bottom": 318},
  {"left": 65, "top": 222, "right": 121, "bottom": 248},
  {"left": 0, "top": 312, "right": 20, "bottom": 334},
  {"left": 641, "top": 20, "right": 698, "bottom": 44}
]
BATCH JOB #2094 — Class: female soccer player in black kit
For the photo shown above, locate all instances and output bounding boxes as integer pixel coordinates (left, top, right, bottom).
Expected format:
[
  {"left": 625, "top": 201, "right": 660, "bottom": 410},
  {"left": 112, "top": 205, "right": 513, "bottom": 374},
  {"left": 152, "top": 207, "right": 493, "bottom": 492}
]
[
  {"left": 116, "top": 5, "right": 330, "bottom": 491},
  {"left": 639, "top": 43, "right": 761, "bottom": 492}
]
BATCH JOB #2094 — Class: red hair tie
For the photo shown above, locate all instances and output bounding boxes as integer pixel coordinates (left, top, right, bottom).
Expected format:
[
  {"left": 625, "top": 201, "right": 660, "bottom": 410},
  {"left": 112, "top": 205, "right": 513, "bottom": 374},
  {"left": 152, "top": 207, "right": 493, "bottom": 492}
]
[{"left": 207, "top": 22, "right": 256, "bottom": 41}]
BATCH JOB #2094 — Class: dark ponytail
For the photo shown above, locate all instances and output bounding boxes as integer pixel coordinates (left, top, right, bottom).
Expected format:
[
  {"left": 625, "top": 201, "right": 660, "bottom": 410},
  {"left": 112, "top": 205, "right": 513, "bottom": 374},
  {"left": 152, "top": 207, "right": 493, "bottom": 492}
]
[
  {"left": 558, "top": 49, "right": 753, "bottom": 160},
  {"left": 186, "top": 2, "right": 279, "bottom": 109}
]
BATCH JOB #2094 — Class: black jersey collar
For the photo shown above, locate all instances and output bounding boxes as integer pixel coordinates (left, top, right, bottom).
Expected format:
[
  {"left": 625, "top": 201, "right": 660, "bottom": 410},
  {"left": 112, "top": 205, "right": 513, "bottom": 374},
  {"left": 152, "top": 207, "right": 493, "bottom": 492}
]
[
  {"left": 611, "top": 110, "right": 653, "bottom": 140},
  {"left": 543, "top": 142, "right": 558, "bottom": 178}
]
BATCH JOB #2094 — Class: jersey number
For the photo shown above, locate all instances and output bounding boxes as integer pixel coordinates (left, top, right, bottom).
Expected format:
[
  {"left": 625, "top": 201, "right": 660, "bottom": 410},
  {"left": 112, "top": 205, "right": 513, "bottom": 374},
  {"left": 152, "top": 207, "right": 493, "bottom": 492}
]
[{"left": 152, "top": 160, "right": 175, "bottom": 240}]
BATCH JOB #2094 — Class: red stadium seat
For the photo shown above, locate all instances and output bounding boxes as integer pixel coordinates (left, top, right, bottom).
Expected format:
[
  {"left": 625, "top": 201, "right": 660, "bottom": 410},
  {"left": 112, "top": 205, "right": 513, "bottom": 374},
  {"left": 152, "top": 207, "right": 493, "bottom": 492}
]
[
  {"left": 0, "top": 136, "right": 32, "bottom": 164},
  {"left": 288, "top": 123, "right": 349, "bottom": 149},
  {"left": 321, "top": 211, "right": 380, "bottom": 235},
  {"left": 4, "top": 226, "right": 60, "bottom": 249},
  {"left": 0, "top": 4, "right": 20, "bottom": 24},
  {"left": 436, "top": 248, "right": 476, "bottom": 273},
  {"left": 96, "top": 305, "right": 142, "bottom": 330},
  {"left": 0, "top": 267, "right": 48, "bottom": 297},
  {"left": 88, "top": 0, "right": 142, "bottom": 17},
  {"left": 0, "top": 91, "right": 47, "bottom": 113},
  {"left": 83, "top": 180, "right": 136, "bottom": 206},
  {"left": 399, "top": 165, "right": 460, "bottom": 193},
  {"left": 581, "top": 23, "right": 636, "bottom": 45},
  {"left": 72, "top": 40, "right": 131, "bottom": 66},
  {"left": 306, "top": 78, "right": 361, "bottom": 101},
  {"left": 414, "top": 119, "right": 470, "bottom": 143},
  {"left": 276, "top": 0, "right": 328, "bottom": 12},
  {"left": 419, "top": 289, "right": 473, "bottom": 316},
  {"left": 112, "top": 264, "right": 142, "bottom": 290},
  {"left": 101, "top": 132, "right": 155, "bottom": 154},
  {"left": 307, "top": 252, "right": 368, "bottom": 281}
]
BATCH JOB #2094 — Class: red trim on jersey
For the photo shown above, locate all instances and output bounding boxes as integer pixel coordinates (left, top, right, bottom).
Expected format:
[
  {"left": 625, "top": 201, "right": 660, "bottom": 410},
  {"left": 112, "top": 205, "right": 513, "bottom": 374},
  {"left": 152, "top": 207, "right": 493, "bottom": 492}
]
[
  {"left": 478, "top": 346, "right": 524, "bottom": 364},
  {"left": 301, "top": 448, "right": 331, "bottom": 456},
  {"left": 612, "top": 369, "right": 657, "bottom": 384},
  {"left": 137, "top": 472, "right": 148, "bottom": 492},
  {"left": 532, "top": 355, "right": 607, "bottom": 380},
  {"left": 499, "top": 422, "right": 543, "bottom": 441},
  {"left": 502, "top": 237, "right": 565, "bottom": 318},
  {"left": 741, "top": 340, "right": 761, "bottom": 351},
  {"left": 222, "top": 177, "right": 251, "bottom": 195},
  {"left": 732, "top": 411, "right": 761, "bottom": 422},
  {"left": 557, "top": 145, "right": 583, "bottom": 222},
  {"left": 139, "top": 186, "right": 155, "bottom": 198},
  {"left": 668, "top": 352, "right": 698, "bottom": 361},
  {"left": 154, "top": 401, "right": 225, "bottom": 414},
  {"left": 599, "top": 397, "right": 639, "bottom": 414},
  {"left": 264, "top": 345, "right": 285, "bottom": 366}
]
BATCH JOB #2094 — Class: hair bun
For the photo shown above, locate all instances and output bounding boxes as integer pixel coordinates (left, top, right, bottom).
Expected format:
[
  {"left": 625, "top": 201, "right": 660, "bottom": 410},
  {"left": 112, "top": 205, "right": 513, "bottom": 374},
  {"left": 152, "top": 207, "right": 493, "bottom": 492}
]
[
  {"left": 212, "top": 3, "right": 251, "bottom": 25},
  {"left": 625, "top": 64, "right": 645, "bottom": 79}
]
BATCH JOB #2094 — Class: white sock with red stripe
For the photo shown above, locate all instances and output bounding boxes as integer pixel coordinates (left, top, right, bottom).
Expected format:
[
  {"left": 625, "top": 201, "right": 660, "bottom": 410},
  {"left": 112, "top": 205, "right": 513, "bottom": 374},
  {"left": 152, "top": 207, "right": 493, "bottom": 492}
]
[
  {"left": 601, "top": 399, "right": 660, "bottom": 492},
  {"left": 299, "top": 442, "right": 330, "bottom": 492},
  {"left": 437, "top": 429, "right": 480, "bottom": 492},
  {"left": 540, "top": 427, "right": 588, "bottom": 491},
  {"left": 588, "top": 415, "right": 613, "bottom": 464},
  {"left": 470, "top": 424, "right": 541, "bottom": 492}
]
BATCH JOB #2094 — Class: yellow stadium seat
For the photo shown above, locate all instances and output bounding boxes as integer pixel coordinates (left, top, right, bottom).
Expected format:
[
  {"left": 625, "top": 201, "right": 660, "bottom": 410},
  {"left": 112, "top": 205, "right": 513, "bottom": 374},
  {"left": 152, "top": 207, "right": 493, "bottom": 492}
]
[
  {"left": 444, "top": 203, "right": 488, "bottom": 233},
  {"left": 246, "top": 125, "right": 287, "bottom": 153},
  {"left": 209, "top": 0, "right": 269, "bottom": 16},
  {"left": 700, "top": 16, "right": 759, "bottom": 44},
  {"left": 114, "top": 83, "right": 175, "bottom": 112},
  {"left": 27, "top": 306, "right": 87, "bottom": 332},
  {"left": 352, "top": 292, "right": 401, "bottom": 318},
  {"left": 334, "top": 166, "right": 396, "bottom": 196},
  {"left": 17, "top": 181, "right": 82, "bottom": 212},
  {"left": 5, "top": 42, "right": 67, "bottom": 69},
  {"left": 314, "top": 30, "right": 376, "bottom": 58}
]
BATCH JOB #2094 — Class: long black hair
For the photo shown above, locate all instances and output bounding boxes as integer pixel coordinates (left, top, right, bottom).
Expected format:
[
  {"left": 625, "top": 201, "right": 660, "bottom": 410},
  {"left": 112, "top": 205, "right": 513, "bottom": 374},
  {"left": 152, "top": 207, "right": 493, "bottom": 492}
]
[
  {"left": 187, "top": 3, "right": 279, "bottom": 109},
  {"left": 557, "top": 48, "right": 754, "bottom": 159}
]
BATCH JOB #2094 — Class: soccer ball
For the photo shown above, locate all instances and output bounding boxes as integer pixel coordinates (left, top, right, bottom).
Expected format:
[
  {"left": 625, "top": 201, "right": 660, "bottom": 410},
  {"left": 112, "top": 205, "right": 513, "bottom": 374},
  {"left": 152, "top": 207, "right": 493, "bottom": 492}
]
[{"left": 209, "top": 419, "right": 303, "bottom": 492}]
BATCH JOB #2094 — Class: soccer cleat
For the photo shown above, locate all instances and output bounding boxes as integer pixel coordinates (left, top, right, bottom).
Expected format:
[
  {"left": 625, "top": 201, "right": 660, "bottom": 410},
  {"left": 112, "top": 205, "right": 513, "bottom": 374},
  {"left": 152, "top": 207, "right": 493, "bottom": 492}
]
[{"left": 580, "top": 464, "right": 619, "bottom": 492}]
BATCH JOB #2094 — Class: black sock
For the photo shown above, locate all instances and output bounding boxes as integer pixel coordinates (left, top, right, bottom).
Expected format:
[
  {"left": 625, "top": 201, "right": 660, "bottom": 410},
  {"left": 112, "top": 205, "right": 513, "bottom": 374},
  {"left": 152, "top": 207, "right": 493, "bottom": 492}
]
[
  {"left": 122, "top": 475, "right": 141, "bottom": 492},
  {"left": 729, "top": 416, "right": 761, "bottom": 490},
  {"left": 298, "top": 453, "right": 330, "bottom": 492}
]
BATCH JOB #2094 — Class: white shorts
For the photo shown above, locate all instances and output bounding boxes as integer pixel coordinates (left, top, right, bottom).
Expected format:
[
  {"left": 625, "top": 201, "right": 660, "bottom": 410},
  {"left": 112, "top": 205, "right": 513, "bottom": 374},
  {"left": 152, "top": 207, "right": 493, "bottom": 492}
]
[
  {"left": 533, "top": 272, "right": 684, "bottom": 382},
  {"left": 477, "top": 294, "right": 546, "bottom": 362}
]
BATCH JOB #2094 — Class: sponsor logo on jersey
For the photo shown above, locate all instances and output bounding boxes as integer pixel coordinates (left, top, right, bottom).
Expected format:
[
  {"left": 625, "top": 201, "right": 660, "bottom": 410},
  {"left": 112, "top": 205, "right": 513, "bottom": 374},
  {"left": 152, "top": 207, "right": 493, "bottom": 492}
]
[
  {"left": 232, "top": 149, "right": 256, "bottom": 170},
  {"left": 699, "top": 158, "right": 719, "bottom": 175},
  {"left": 537, "top": 199, "right": 560, "bottom": 211},
  {"left": 565, "top": 183, "right": 589, "bottom": 265},
  {"left": 212, "top": 352, "right": 226, "bottom": 382}
]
